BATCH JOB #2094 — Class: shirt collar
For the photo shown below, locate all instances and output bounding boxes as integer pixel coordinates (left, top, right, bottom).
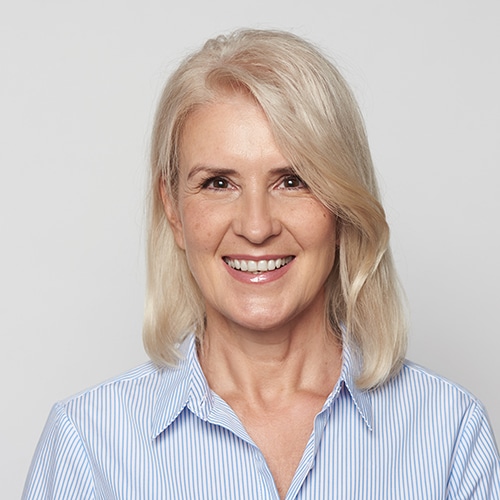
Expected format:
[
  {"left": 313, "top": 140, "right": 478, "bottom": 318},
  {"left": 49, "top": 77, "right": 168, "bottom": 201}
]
[
  {"left": 150, "top": 334, "right": 196, "bottom": 439},
  {"left": 334, "top": 342, "right": 373, "bottom": 431},
  {"left": 151, "top": 333, "right": 373, "bottom": 439}
]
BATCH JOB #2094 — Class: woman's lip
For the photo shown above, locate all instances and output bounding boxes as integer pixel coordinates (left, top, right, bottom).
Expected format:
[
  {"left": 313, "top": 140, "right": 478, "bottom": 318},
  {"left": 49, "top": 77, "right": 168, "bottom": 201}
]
[{"left": 223, "top": 254, "right": 293, "bottom": 260}]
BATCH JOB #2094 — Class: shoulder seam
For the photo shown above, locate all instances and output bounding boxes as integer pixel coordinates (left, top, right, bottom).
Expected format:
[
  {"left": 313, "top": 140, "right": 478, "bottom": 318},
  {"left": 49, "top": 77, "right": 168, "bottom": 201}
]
[
  {"left": 402, "top": 360, "right": 481, "bottom": 405},
  {"left": 59, "top": 362, "right": 162, "bottom": 407}
]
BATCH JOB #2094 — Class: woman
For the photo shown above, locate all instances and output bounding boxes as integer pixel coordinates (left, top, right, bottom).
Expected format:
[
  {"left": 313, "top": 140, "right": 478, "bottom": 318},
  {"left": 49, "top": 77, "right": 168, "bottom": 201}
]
[{"left": 24, "top": 29, "right": 499, "bottom": 499}]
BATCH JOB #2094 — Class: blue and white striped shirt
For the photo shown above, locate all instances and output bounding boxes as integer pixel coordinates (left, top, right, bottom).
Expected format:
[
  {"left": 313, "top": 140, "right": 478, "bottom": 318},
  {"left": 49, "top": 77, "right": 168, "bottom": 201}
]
[{"left": 23, "top": 334, "right": 500, "bottom": 499}]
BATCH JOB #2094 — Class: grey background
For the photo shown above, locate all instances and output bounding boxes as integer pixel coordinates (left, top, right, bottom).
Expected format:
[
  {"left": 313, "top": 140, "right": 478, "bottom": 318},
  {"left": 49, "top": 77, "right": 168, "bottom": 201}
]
[{"left": 2, "top": 1, "right": 499, "bottom": 497}]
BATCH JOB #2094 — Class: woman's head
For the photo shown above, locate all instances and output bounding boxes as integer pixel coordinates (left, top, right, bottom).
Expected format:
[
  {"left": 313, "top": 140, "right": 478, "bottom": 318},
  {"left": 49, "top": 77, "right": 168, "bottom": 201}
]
[{"left": 145, "top": 29, "right": 407, "bottom": 388}]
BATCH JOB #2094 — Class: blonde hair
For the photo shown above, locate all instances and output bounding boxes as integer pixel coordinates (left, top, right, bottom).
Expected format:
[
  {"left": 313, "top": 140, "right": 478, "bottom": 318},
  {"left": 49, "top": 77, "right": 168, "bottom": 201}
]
[{"left": 145, "top": 29, "right": 407, "bottom": 389}]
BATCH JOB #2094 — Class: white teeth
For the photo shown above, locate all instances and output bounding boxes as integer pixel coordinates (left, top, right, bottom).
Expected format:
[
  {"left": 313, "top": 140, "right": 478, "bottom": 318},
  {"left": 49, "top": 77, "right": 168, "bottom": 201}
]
[
  {"left": 257, "top": 260, "right": 267, "bottom": 271},
  {"left": 224, "top": 256, "right": 293, "bottom": 273}
]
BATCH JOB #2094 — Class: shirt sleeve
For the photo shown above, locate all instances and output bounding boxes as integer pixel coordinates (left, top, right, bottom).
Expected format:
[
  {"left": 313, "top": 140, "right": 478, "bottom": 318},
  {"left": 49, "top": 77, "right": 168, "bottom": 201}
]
[
  {"left": 446, "top": 399, "right": 500, "bottom": 499},
  {"left": 22, "top": 402, "right": 95, "bottom": 500}
]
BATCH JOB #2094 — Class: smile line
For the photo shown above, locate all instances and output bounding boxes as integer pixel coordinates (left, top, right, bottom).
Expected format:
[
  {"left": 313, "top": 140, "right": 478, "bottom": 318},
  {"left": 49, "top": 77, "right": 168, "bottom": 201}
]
[{"left": 223, "top": 256, "right": 294, "bottom": 273}]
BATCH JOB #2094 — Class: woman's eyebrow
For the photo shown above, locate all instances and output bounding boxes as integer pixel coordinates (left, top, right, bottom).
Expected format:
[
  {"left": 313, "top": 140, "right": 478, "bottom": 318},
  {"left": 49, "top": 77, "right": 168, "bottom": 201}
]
[
  {"left": 186, "top": 165, "right": 296, "bottom": 181},
  {"left": 269, "top": 166, "right": 297, "bottom": 176},
  {"left": 187, "top": 166, "right": 238, "bottom": 180}
]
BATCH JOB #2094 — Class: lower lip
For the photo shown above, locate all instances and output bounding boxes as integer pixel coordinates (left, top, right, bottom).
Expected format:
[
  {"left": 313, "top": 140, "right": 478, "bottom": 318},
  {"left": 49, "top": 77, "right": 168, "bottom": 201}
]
[{"left": 224, "top": 259, "right": 294, "bottom": 284}]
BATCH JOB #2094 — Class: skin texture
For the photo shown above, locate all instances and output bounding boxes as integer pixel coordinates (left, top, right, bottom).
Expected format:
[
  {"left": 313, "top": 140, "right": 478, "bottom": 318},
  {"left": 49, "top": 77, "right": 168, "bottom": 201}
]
[{"left": 162, "top": 92, "right": 342, "bottom": 498}]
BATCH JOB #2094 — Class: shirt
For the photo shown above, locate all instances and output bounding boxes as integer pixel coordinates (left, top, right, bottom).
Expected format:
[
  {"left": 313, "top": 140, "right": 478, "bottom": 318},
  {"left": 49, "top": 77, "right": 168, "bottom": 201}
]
[{"left": 23, "top": 334, "right": 500, "bottom": 499}]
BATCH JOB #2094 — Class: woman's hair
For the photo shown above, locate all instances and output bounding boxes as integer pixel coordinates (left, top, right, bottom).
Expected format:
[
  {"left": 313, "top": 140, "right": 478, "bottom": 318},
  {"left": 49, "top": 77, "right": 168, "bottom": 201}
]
[{"left": 145, "top": 28, "right": 407, "bottom": 389}]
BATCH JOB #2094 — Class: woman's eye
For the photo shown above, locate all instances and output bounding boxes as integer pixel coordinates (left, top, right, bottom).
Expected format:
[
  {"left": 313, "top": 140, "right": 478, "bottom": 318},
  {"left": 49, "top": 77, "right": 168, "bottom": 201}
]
[
  {"left": 202, "top": 177, "right": 230, "bottom": 190},
  {"left": 280, "top": 175, "right": 306, "bottom": 189}
]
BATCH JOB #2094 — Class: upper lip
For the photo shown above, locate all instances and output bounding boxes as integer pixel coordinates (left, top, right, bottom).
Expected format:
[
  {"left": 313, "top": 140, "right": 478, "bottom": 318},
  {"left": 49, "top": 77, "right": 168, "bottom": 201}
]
[{"left": 223, "top": 254, "right": 294, "bottom": 260}]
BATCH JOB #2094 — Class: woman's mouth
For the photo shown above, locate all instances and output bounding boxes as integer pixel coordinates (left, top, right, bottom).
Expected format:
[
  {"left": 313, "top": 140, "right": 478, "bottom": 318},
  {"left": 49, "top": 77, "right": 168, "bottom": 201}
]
[{"left": 223, "top": 256, "right": 294, "bottom": 273}]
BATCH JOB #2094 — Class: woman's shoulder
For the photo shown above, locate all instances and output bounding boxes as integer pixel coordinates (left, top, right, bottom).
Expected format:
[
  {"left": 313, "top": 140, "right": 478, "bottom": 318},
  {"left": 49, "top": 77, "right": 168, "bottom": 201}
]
[
  {"left": 372, "top": 359, "right": 490, "bottom": 428},
  {"left": 397, "top": 359, "right": 481, "bottom": 404},
  {"left": 61, "top": 361, "right": 160, "bottom": 402},
  {"left": 50, "top": 337, "right": 196, "bottom": 436},
  {"left": 54, "top": 361, "right": 180, "bottom": 424}
]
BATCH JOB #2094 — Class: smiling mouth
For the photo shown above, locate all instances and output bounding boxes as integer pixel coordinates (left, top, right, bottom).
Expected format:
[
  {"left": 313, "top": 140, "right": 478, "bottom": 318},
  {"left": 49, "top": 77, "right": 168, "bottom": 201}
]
[{"left": 223, "top": 256, "right": 294, "bottom": 273}]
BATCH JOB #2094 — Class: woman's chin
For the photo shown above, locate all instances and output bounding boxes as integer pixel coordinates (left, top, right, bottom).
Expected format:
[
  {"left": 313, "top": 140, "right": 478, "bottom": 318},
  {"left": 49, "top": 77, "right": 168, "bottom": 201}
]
[{"left": 207, "top": 306, "right": 301, "bottom": 336}]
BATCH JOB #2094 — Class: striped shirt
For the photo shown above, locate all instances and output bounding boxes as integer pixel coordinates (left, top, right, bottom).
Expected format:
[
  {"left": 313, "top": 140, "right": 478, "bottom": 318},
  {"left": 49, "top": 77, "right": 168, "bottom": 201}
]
[{"left": 23, "top": 334, "right": 500, "bottom": 499}]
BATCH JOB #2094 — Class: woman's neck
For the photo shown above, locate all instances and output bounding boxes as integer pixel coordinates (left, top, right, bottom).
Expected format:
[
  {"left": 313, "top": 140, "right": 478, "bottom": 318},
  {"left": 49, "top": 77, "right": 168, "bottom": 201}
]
[{"left": 199, "top": 317, "right": 342, "bottom": 406}]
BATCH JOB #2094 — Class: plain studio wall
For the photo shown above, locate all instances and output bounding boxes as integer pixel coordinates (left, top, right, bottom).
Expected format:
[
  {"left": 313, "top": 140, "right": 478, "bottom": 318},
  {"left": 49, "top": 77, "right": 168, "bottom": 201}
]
[{"left": 1, "top": 1, "right": 499, "bottom": 497}]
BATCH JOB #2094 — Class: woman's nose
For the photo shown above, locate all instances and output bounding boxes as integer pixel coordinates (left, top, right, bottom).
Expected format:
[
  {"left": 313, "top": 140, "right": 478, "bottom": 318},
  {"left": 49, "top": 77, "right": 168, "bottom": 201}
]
[{"left": 232, "top": 190, "right": 282, "bottom": 244}]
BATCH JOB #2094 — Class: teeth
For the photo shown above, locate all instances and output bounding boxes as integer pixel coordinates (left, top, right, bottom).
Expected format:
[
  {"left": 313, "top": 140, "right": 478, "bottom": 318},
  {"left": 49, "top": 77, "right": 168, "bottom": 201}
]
[
  {"left": 224, "top": 256, "right": 293, "bottom": 273},
  {"left": 257, "top": 260, "right": 267, "bottom": 271}
]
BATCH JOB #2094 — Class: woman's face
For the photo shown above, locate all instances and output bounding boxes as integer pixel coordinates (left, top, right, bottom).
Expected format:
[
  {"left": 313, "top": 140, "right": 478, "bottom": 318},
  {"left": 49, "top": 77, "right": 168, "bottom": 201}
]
[{"left": 163, "top": 92, "right": 337, "bottom": 335}]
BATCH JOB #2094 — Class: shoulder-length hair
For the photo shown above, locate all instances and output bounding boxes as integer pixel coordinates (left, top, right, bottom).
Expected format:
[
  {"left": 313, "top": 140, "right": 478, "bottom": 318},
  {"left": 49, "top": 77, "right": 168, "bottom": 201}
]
[{"left": 144, "top": 29, "right": 407, "bottom": 389}]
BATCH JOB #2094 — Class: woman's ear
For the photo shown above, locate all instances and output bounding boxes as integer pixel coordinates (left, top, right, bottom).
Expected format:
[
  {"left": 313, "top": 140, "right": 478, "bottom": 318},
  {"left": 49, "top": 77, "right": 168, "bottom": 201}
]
[
  {"left": 160, "top": 181, "right": 186, "bottom": 250},
  {"left": 335, "top": 216, "right": 341, "bottom": 247}
]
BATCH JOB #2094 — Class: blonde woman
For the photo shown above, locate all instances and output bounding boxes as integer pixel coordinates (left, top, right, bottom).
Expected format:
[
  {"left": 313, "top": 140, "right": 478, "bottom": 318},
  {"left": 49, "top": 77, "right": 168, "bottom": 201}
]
[{"left": 24, "top": 29, "right": 500, "bottom": 499}]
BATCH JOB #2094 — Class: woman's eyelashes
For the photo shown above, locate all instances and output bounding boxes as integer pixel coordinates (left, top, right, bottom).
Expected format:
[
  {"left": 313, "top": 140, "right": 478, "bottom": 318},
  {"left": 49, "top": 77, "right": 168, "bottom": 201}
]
[
  {"left": 277, "top": 174, "right": 307, "bottom": 190},
  {"left": 201, "top": 176, "right": 233, "bottom": 190},
  {"left": 198, "top": 173, "right": 307, "bottom": 192}
]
